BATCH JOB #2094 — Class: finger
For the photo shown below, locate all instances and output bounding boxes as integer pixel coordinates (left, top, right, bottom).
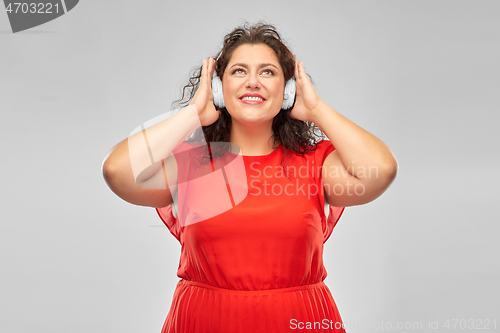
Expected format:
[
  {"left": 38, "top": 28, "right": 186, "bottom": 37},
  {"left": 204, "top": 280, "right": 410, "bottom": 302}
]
[
  {"left": 200, "top": 58, "right": 207, "bottom": 88},
  {"left": 295, "top": 58, "right": 300, "bottom": 81},
  {"left": 206, "top": 57, "right": 211, "bottom": 78},
  {"left": 205, "top": 58, "right": 210, "bottom": 86},
  {"left": 292, "top": 55, "right": 298, "bottom": 79},
  {"left": 208, "top": 58, "right": 216, "bottom": 92},
  {"left": 208, "top": 58, "right": 214, "bottom": 98},
  {"left": 209, "top": 57, "right": 215, "bottom": 78},
  {"left": 299, "top": 61, "right": 307, "bottom": 82}
]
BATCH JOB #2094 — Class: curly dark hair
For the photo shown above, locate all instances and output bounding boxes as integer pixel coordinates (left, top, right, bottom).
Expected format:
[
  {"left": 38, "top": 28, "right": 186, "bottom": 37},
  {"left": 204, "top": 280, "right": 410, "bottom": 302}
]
[{"left": 172, "top": 22, "right": 325, "bottom": 173}]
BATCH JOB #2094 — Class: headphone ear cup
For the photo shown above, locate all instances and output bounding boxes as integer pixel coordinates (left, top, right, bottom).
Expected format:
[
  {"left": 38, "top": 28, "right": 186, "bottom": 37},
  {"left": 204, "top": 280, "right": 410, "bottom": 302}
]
[
  {"left": 211, "top": 72, "right": 225, "bottom": 108},
  {"left": 282, "top": 76, "right": 296, "bottom": 110}
]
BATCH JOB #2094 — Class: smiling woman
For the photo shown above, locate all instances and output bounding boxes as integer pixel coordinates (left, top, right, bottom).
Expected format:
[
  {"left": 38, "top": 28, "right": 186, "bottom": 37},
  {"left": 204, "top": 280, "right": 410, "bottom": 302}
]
[
  {"left": 102, "top": 21, "right": 397, "bottom": 333},
  {"left": 172, "top": 23, "right": 319, "bottom": 162},
  {"left": 223, "top": 44, "right": 285, "bottom": 128}
]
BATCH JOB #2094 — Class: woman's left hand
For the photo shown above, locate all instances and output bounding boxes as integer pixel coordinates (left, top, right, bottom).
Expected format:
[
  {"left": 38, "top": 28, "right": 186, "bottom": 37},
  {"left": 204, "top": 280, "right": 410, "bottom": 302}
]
[{"left": 289, "top": 57, "right": 324, "bottom": 122}]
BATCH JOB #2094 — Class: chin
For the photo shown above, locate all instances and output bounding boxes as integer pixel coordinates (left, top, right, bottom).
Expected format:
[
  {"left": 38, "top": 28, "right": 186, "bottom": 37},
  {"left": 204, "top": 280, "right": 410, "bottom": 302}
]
[
  {"left": 237, "top": 112, "right": 275, "bottom": 124},
  {"left": 229, "top": 105, "right": 280, "bottom": 123}
]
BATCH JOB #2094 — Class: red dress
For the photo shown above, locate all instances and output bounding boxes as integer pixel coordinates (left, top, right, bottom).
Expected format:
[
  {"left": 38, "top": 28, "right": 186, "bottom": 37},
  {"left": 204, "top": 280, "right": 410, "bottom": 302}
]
[{"left": 156, "top": 140, "right": 346, "bottom": 332}]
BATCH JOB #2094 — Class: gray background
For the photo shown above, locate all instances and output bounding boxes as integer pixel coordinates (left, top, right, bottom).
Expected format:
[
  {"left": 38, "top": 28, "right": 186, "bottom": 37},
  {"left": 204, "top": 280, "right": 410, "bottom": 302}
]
[{"left": 1, "top": 0, "right": 499, "bottom": 332}]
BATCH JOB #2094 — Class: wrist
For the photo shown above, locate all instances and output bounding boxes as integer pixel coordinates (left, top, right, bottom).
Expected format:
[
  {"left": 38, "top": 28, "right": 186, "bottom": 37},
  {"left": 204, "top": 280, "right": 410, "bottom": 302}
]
[
  {"left": 308, "top": 100, "right": 328, "bottom": 124},
  {"left": 179, "top": 104, "right": 202, "bottom": 132},
  {"left": 185, "top": 103, "right": 199, "bottom": 116}
]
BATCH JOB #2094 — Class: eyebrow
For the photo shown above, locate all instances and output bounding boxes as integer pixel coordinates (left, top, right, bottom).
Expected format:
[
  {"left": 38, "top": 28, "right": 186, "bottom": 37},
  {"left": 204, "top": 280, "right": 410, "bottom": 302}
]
[{"left": 229, "top": 63, "right": 280, "bottom": 71}]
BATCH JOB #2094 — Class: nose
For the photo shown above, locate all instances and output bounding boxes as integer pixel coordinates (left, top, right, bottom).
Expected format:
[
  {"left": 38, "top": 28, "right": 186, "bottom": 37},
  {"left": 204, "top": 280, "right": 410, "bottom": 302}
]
[{"left": 245, "top": 71, "right": 261, "bottom": 89}]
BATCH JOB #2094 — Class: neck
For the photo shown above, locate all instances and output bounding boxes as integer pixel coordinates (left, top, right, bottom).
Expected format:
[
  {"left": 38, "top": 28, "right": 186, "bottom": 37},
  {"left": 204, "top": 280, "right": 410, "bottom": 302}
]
[{"left": 229, "top": 121, "right": 280, "bottom": 156}]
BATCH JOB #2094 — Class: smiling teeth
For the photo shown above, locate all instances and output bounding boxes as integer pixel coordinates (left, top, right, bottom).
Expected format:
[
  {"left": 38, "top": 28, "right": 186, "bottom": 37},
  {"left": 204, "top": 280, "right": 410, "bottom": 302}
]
[{"left": 241, "top": 96, "right": 264, "bottom": 101}]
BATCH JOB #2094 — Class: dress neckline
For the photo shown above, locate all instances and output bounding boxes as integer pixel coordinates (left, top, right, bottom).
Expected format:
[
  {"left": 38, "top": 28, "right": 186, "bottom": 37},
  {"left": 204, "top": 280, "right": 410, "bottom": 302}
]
[{"left": 241, "top": 143, "right": 282, "bottom": 158}]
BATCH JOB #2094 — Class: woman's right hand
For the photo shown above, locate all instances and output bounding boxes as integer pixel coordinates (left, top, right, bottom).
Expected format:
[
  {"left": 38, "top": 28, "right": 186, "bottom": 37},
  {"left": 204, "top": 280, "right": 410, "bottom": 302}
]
[{"left": 190, "top": 57, "right": 221, "bottom": 127}]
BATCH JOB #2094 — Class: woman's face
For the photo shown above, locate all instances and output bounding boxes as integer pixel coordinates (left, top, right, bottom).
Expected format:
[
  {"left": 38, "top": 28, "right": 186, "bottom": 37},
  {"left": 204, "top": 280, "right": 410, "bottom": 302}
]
[{"left": 222, "top": 43, "right": 285, "bottom": 126}]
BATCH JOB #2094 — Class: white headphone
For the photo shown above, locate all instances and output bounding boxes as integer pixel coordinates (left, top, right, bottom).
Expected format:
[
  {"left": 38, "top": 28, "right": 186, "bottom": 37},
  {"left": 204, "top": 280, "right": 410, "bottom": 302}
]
[{"left": 211, "top": 73, "right": 296, "bottom": 110}]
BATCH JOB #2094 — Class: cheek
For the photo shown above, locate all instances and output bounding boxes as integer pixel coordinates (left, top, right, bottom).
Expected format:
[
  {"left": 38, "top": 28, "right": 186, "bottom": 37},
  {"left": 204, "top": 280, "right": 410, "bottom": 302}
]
[
  {"left": 222, "top": 79, "right": 238, "bottom": 98},
  {"left": 272, "top": 85, "right": 285, "bottom": 102}
]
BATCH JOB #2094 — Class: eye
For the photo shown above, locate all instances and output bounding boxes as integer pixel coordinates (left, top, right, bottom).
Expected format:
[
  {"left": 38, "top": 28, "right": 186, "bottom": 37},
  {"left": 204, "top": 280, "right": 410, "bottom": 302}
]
[
  {"left": 231, "top": 68, "right": 245, "bottom": 74},
  {"left": 262, "top": 69, "right": 275, "bottom": 75}
]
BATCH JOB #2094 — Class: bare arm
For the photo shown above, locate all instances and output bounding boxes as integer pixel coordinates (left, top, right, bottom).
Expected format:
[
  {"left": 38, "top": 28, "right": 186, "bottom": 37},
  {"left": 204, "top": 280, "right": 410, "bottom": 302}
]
[
  {"left": 290, "top": 58, "right": 398, "bottom": 207},
  {"left": 102, "top": 58, "right": 220, "bottom": 208},
  {"left": 102, "top": 106, "right": 201, "bottom": 207},
  {"left": 312, "top": 102, "right": 398, "bottom": 207}
]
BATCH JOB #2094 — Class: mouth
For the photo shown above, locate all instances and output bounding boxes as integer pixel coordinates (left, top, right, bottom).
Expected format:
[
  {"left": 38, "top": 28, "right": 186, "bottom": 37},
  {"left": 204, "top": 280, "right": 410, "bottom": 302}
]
[{"left": 239, "top": 93, "right": 266, "bottom": 104}]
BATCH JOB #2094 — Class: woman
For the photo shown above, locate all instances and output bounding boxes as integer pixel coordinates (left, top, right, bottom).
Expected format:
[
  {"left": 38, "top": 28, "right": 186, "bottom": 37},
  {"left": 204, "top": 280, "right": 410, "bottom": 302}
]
[{"left": 102, "top": 23, "right": 397, "bottom": 332}]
